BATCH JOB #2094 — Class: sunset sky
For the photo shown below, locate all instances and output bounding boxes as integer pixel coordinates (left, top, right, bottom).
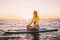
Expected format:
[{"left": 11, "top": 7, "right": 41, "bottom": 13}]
[{"left": 0, "top": 0, "right": 60, "bottom": 19}]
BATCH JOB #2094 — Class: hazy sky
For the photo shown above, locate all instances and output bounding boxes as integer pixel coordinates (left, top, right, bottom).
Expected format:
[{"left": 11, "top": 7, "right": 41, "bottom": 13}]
[{"left": 0, "top": 0, "right": 60, "bottom": 19}]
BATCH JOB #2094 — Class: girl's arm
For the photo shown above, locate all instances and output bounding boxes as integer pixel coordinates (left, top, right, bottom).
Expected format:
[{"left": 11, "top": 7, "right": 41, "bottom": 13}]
[{"left": 29, "top": 18, "right": 33, "bottom": 25}]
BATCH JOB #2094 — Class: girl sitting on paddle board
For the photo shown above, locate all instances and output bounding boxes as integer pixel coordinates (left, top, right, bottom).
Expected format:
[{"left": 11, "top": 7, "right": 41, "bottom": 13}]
[{"left": 27, "top": 10, "right": 39, "bottom": 30}]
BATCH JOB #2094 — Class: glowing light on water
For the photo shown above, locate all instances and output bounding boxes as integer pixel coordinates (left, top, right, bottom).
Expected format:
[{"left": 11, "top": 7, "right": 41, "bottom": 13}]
[{"left": 26, "top": 19, "right": 29, "bottom": 22}]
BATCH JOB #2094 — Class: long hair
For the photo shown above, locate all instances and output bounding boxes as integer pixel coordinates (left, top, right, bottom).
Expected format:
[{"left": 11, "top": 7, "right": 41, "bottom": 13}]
[{"left": 33, "top": 10, "right": 38, "bottom": 17}]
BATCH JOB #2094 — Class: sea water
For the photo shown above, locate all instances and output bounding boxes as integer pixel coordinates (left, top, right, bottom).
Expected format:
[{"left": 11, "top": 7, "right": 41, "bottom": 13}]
[{"left": 0, "top": 19, "right": 60, "bottom": 40}]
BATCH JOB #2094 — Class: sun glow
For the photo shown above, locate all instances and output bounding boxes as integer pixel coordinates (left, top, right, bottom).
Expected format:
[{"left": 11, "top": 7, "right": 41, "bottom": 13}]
[{"left": 0, "top": 0, "right": 60, "bottom": 19}]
